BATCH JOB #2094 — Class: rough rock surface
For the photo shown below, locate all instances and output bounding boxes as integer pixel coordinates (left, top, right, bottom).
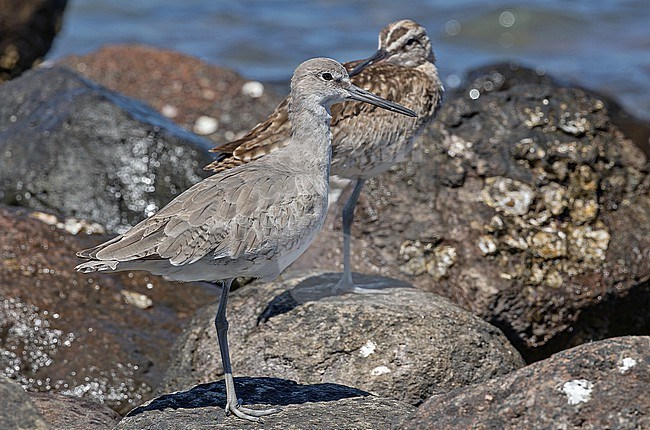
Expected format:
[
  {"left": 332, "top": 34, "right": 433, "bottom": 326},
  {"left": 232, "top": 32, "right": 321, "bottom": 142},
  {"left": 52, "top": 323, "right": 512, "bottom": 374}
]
[
  {"left": 290, "top": 63, "right": 650, "bottom": 362},
  {"left": 159, "top": 272, "right": 524, "bottom": 406},
  {"left": 0, "top": 0, "right": 67, "bottom": 83},
  {"left": 0, "top": 206, "right": 221, "bottom": 414},
  {"left": 117, "top": 377, "right": 414, "bottom": 430},
  {"left": 58, "top": 45, "right": 283, "bottom": 147},
  {"left": 400, "top": 336, "right": 650, "bottom": 430},
  {"left": 0, "top": 66, "right": 215, "bottom": 233},
  {"left": 0, "top": 376, "right": 50, "bottom": 430},
  {"left": 29, "top": 392, "right": 121, "bottom": 430}
]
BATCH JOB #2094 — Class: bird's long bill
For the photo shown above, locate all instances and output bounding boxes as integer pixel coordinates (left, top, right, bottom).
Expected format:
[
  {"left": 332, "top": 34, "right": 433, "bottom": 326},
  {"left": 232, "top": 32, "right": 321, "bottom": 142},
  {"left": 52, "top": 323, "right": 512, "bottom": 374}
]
[
  {"left": 346, "top": 84, "right": 417, "bottom": 117},
  {"left": 349, "top": 49, "right": 389, "bottom": 77}
]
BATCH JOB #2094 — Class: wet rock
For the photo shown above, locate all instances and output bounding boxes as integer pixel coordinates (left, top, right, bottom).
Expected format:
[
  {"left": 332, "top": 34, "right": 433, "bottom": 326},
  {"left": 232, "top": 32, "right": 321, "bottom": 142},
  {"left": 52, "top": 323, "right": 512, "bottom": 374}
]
[
  {"left": 399, "top": 336, "right": 650, "bottom": 430},
  {"left": 57, "top": 45, "right": 283, "bottom": 147},
  {"left": 0, "top": 0, "right": 67, "bottom": 83},
  {"left": 159, "top": 272, "right": 524, "bottom": 406},
  {"left": 0, "top": 205, "right": 221, "bottom": 413},
  {"left": 117, "top": 378, "right": 414, "bottom": 430},
  {"left": 0, "top": 376, "right": 50, "bottom": 429},
  {"left": 29, "top": 392, "right": 121, "bottom": 430},
  {"left": 290, "top": 63, "right": 650, "bottom": 362},
  {"left": 0, "top": 66, "right": 215, "bottom": 233}
]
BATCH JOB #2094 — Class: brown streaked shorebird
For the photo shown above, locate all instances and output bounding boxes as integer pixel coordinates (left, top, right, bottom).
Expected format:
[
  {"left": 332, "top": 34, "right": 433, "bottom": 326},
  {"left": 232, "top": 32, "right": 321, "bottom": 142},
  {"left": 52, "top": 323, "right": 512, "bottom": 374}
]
[
  {"left": 75, "top": 58, "right": 415, "bottom": 422},
  {"left": 205, "top": 19, "right": 444, "bottom": 294}
]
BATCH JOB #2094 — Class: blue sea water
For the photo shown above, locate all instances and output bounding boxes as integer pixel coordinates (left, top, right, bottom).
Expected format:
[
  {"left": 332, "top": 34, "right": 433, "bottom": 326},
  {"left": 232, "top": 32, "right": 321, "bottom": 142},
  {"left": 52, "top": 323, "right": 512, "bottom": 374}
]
[{"left": 48, "top": 0, "right": 650, "bottom": 120}]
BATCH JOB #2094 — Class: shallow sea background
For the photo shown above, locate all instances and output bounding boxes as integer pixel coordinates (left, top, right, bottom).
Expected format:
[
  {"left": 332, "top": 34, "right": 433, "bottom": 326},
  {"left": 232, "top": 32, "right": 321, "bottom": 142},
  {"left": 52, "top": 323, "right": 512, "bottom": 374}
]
[{"left": 48, "top": 0, "right": 650, "bottom": 120}]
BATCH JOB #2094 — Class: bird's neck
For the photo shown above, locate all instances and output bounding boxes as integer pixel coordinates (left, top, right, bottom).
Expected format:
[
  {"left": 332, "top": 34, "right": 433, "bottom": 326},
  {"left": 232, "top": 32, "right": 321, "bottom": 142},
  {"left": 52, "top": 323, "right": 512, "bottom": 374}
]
[{"left": 284, "top": 94, "right": 333, "bottom": 172}]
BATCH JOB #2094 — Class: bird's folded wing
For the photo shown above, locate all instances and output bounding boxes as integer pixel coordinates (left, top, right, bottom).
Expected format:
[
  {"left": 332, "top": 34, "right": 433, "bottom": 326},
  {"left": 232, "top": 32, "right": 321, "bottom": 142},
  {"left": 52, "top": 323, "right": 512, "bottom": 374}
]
[
  {"left": 79, "top": 166, "right": 312, "bottom": 266},
  {"left": 205, "top": 98, "right": 292, "bottom": 172}
]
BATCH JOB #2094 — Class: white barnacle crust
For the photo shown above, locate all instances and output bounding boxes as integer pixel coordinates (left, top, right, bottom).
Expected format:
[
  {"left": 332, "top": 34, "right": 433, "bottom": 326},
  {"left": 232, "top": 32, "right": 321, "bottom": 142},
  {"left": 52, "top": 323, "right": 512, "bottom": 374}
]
[
  {"left": 561, "top": 379, "right": 593, "bottom": 405},
  {"left": 359, "top": 340, "right": 377, "bottom": 358},
  {"left": 618, "top": 357, "right": 637, "bottom": 373},
  {"left": 371, "top": 366, "right": 391, "bottom": 376},
  {"left": 481, "top": 177, "right": 534, "bottom": 216}
]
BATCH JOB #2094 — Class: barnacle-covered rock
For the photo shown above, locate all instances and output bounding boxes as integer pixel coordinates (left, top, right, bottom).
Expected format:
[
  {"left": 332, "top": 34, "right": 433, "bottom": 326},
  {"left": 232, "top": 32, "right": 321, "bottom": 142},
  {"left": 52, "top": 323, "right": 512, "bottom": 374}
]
[{"left": 290, "top": 63, "right": 650, "bottom": 362}]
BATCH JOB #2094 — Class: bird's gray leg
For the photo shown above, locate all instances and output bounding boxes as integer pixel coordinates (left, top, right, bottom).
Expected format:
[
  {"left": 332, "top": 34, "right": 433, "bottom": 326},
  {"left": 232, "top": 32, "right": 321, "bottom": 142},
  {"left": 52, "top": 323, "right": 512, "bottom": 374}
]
[
  {"left": 215, "top": 279, "right": 280, "bottom": 421},
  {"left": 333, "top": 179, "right": 364, "bottom": 294},
  {"left": 333, "top": 179, "right": 391, "bottom": 295}
]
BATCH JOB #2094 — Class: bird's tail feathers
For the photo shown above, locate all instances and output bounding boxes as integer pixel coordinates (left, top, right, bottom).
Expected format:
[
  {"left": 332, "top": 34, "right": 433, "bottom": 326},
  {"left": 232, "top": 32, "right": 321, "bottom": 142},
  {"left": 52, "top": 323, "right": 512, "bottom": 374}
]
[{"left": 75, "top": 260, "right": 120, "bottom": 273}]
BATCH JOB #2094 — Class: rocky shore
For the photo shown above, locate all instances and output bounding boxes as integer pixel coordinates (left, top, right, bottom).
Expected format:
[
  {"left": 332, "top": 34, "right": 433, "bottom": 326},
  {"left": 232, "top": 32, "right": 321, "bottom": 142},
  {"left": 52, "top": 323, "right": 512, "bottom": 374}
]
[{"left": 1, "top": 3, "right": 649, "bottom": 429}]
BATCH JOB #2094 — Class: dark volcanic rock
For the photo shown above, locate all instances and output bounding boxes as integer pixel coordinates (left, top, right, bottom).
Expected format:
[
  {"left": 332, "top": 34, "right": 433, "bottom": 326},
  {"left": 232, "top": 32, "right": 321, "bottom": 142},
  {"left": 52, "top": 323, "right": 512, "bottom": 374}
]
[
  {"left": 399, "top": 336, "right": 650, "bottom": 430},
  {"left": 0, "top": 65, "right": 215, "bottom": 233},
  {"left": 117, "top": 377, "right": 414, "bottom": 430},
  {"left": 0, "top": 0, "right": 67, "bottom": 83},
  {"left": 290, "top": 63, "right": 650, "bottom": 362},
  {"left": 0, "top": 206, "right": 221, "bottom": 413},
  {"left": 0, "top": 376, "right": 50, "bottom": 430},
  {"left": 159, "top": 272, "right": 524, "bottom": 406},
  {"left": 29, "top": 392, "right": 121, "bottom": 430},
  {"left": 58, "top": 44, "right": 284, "bottom": 147}
]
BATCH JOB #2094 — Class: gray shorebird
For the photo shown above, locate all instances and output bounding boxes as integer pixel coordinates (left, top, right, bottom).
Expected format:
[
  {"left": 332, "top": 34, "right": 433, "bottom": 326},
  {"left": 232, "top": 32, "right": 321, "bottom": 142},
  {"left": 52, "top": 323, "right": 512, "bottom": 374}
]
[
  {"left": 75, "top": 58, "right": 415, "bottom": 422},
  {"left": 206, "top": 20, "right": 444, "bottom": 293}
]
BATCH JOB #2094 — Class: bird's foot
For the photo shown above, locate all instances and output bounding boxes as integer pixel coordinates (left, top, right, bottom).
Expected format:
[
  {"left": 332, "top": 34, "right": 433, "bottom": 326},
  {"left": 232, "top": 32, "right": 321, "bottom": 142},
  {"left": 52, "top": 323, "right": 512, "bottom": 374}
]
[
  {"left": 225, "top": 399, "right": 281, "bottom": 422},
  {"left": 332, "top": 275, "right": 391, "bottom": 295}
]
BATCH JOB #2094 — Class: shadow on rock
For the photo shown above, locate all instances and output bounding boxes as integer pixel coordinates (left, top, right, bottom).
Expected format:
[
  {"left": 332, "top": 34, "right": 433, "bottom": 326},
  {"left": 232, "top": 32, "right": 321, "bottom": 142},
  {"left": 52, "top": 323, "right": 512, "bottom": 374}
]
[
  {"left": 129, "top": 377, "right": 369, "bottom": 416},
  {"left": 121, "top": 375, "right": 411, "bottom": 429},
  {"left": 258, "top": 272, "right": 412, "bottom": 323}
]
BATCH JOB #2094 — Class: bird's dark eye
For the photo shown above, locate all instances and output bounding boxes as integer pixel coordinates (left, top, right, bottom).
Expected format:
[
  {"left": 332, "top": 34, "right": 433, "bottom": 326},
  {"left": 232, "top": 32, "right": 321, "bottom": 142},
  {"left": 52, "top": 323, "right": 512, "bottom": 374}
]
[
  {"left": 406, "top": 38, "right": 417, "bottom": 46},
  {"left": 322, "top": 72, "right": 333, "bottom": 81}
]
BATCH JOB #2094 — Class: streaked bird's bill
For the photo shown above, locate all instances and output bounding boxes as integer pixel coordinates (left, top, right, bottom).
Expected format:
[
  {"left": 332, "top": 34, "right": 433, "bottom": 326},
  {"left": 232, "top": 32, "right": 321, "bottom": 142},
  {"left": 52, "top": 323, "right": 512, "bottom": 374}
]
[
  {"left": 349, "top": 49, "right": 389, "bottom": 77},
  {"left": 347, "top": 84, "right": 416, "bottom": 117}
]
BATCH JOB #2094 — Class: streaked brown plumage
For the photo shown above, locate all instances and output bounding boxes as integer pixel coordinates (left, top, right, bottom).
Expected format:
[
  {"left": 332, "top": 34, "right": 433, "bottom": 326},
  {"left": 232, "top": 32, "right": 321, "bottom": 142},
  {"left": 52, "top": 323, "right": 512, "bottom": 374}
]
[{"left": 206, "top": 19, "right": 444, "bottom": 293}]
